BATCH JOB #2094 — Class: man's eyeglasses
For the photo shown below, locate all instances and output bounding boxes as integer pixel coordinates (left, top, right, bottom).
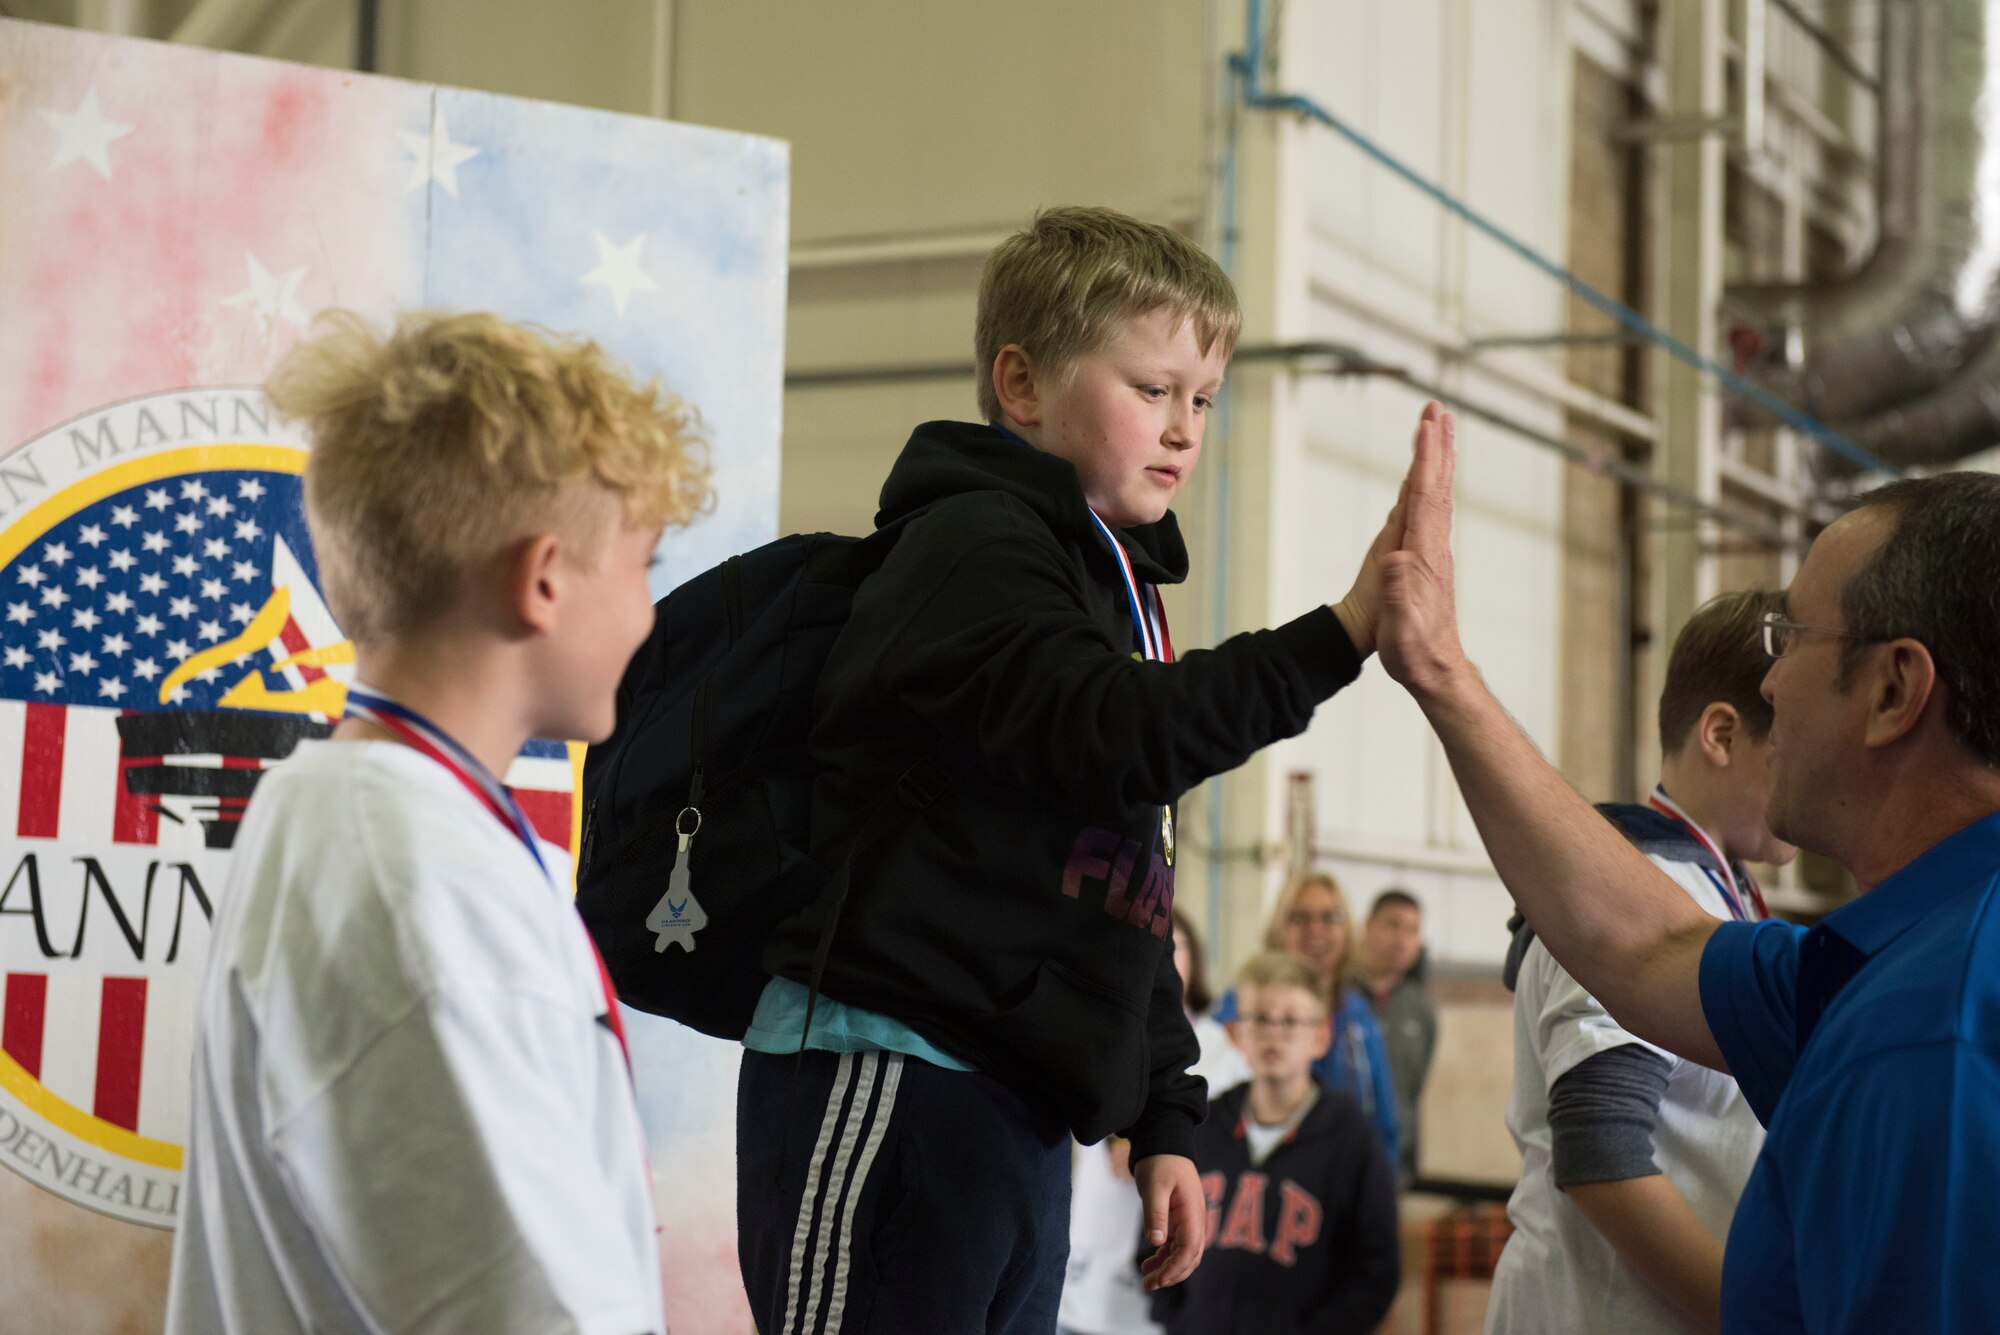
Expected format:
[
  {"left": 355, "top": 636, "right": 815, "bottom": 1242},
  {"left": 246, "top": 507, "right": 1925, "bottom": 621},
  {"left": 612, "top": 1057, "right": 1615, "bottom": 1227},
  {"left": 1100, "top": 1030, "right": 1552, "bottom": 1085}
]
[
  {"left": 1239, "top": 1013, "right": 1324, "bottom": 1034},
  {"left": 1758, "top": 611, "right": 1876, "bottom": 661}
]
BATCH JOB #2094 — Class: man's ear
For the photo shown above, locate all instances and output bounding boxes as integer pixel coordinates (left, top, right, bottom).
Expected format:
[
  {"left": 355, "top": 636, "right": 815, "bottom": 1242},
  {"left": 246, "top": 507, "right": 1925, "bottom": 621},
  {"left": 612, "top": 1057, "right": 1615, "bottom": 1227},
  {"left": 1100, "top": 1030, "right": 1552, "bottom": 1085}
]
[
  {"left": 991, "top": 343, "right": 1041, "bottom": 431},
  {"left": 1306, "top": 1016, "right": 1333, "bottom": 1063},
  {"left": 1695, "top": 701, "right": 1740, "bottom": 768},
  {"left": 504, "top": 532, "right": 564, "bottom": 636},
  {"left": 1864, "top": 638, "right": 1939, "bottom": 750}
]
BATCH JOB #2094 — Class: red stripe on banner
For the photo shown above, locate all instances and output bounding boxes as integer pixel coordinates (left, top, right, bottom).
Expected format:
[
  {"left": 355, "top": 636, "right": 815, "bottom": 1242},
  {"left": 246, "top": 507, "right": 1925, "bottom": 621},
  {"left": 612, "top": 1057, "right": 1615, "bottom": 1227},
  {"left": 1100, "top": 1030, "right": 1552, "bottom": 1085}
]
[
  {"left": 278, "top": 618, "right": 326, "bottom": 683},
  {"left": 93, "top": 977, "right": 147, "bottom": 1132},
  {"left": 511, "top": 787, "right": 572, "bottom": 849},
  {"left": 112, "top": 711, "right": 160, "bottom": 846},
  {"left": 2, "top": 974, "right": 48, "bottom": 1079},
  {"left": 17, "top": 703, "right": 66, "bottom": 840}
]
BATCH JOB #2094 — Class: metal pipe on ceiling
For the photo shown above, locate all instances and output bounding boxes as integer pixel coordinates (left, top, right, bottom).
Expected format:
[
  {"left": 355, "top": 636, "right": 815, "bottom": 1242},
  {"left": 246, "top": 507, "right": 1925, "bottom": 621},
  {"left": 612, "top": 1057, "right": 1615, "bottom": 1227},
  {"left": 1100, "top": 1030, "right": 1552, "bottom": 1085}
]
[
  {"left": 784, "top": 342, "right": 1804, "bottom": 551},
  {"left": 1732, "top": 0, "right": 2000, "bottom": 451},
  {"left": 1229, "top": 0, "right": 1892, "bottom": 476}
]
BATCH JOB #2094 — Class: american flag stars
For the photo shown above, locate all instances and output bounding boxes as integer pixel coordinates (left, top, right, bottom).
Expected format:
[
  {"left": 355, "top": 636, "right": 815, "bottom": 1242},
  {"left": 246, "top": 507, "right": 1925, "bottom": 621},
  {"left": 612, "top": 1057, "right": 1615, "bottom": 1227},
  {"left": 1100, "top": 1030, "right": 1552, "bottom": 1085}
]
[{"left": 0, "top": 470, "right": 314, "bottom": 711}]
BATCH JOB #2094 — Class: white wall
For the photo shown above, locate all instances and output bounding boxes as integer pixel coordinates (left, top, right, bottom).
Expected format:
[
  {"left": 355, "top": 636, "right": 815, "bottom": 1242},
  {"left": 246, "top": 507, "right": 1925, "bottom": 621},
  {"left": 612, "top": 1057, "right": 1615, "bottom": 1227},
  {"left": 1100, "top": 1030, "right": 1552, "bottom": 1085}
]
[{"left": 1200, "top": 0, "right": 1579, "bottom": 968}]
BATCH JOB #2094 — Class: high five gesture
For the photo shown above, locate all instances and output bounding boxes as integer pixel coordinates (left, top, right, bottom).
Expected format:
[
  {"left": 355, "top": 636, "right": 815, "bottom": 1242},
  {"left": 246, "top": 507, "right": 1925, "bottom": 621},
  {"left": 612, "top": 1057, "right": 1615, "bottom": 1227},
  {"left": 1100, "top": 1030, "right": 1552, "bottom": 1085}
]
[{"left": 1375, "top": 403, "right": 1463, "bottom": 695}]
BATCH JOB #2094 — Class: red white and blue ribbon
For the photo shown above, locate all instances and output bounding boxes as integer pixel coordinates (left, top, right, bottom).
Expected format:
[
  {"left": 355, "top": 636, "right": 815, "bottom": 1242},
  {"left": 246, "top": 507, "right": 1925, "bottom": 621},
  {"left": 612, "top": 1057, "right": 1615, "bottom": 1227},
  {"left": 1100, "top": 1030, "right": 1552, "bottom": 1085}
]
[
  {"left": 1087, "top": 512, "right": 1178, "bottom": 864},
  {"left": 342, "top": 683, "right": 637, "bottom": 1068},
  {"left": 1648, "top": 784, "right": 1766, "bottom": 922},
  {"left": 1087, "top": 511, "right": 1173, "bottom": 663},
  {"left": 343, "top": 684, "right": 549, "bottom": 881}
]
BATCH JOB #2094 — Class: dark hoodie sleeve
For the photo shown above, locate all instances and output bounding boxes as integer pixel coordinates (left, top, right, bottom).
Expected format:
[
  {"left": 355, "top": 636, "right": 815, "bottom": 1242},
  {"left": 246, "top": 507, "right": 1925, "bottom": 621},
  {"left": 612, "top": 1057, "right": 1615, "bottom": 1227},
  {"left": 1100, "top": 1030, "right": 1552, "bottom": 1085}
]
[
  {"left": 1124, "top": 933, "right": 1207, "bottom": 1163},
  {"left": 865, "top": 498, "right": 1362, "bottom": 816}
]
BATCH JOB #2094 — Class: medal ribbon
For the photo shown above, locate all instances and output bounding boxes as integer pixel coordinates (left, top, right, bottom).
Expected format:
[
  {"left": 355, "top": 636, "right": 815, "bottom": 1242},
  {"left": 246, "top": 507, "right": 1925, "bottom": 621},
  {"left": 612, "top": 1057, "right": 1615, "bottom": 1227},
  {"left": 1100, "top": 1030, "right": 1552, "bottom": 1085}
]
[
  {"left": 1648, "top": 784, "right": 1765, "bottom": 922},
  {"left": 342, "top": 684, "right": 632, "bottom": 1063},
  {"left": 1087, "top": 512, "right": 1173, "bottom": 664},
  {"left": 1087, "top": 515, "right": 1178, "bottom": 866}
]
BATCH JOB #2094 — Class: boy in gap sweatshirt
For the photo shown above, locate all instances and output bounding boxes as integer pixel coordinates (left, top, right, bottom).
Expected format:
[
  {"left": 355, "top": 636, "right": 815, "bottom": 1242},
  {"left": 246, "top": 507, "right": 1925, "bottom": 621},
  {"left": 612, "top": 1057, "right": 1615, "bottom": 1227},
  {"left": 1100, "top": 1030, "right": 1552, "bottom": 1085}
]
[
  {"left": 1149, "top": 952, "right": 1401, "bottom": 1334},
  {"left": 735, "top": 205, "right": 1438, "bottom": 1335}
]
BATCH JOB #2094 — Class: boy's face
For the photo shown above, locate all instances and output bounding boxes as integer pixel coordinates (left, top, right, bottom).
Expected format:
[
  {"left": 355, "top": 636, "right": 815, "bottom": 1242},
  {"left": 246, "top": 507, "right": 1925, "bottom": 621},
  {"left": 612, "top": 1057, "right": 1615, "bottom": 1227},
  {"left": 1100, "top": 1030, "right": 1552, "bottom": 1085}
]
[
  {"left": 534, "top": 517, "right": 662, "bottom": 744},
  {"left": 1033, "top": 307, "right": 1227, "bottom": 528},
  {"left": 1228, "top": 983, "right": 1332, "bottom": 1083}
]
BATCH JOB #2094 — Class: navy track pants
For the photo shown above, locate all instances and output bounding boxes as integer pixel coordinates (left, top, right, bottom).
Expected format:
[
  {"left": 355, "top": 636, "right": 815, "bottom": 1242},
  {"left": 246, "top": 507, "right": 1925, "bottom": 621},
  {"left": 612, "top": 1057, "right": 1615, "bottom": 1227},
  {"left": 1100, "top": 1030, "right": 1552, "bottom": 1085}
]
[{"left": 736, "top": 1048, "right": 1071, "bottom": 1335}]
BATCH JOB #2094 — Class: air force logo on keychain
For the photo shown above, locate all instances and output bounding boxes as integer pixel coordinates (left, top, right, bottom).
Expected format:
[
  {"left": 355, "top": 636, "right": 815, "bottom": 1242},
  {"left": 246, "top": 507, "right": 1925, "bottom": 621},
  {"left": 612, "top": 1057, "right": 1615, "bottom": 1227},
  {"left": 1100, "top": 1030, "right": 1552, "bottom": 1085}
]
[{"left": 647, "top": 805, "right": 708, "bottom": 951}]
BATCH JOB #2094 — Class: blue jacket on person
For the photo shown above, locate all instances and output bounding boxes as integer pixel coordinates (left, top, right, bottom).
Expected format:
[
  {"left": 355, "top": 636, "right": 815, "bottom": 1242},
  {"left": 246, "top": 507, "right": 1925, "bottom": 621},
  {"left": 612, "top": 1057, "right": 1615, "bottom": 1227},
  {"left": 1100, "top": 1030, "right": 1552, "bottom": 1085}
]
[{"left": 1214, "top": 985, "right": 1401, "bottom": 1170}]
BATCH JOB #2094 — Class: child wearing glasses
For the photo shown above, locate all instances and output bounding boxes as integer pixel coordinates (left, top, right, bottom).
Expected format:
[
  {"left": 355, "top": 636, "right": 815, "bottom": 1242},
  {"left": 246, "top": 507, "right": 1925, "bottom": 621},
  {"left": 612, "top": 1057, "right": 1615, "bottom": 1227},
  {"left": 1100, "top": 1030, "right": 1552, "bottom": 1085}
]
[
  {"left": 1214, "top": 873, "right": 1400, "bottom": 1166},
  {"left": 1148, "top": 951, "right": 1400, "bottom": 1334}
]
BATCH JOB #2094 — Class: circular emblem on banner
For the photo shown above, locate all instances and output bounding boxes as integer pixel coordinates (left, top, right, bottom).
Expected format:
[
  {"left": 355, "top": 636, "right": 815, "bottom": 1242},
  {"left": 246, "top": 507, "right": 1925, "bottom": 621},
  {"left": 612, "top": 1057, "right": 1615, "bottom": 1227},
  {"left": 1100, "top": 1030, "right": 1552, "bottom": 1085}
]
[{"left": 0, "top": 389, "right": 581, "bottom": 1227}]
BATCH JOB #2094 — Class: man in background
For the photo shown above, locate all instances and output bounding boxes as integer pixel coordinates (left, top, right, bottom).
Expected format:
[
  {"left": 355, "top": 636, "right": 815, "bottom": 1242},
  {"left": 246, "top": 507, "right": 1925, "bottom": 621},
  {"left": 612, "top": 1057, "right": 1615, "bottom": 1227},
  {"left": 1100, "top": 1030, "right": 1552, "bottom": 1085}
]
[{"left": 1356, "top": 890, "right": 1435, "bottom": 1184}]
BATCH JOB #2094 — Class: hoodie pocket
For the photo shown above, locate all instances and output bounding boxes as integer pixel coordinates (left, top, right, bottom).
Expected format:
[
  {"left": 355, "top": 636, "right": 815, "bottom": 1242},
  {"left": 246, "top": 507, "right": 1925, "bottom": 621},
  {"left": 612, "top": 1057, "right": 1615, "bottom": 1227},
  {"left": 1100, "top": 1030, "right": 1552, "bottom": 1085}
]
[{"left": 981, "top": 959, "right": 1147, "bottom": 1143}]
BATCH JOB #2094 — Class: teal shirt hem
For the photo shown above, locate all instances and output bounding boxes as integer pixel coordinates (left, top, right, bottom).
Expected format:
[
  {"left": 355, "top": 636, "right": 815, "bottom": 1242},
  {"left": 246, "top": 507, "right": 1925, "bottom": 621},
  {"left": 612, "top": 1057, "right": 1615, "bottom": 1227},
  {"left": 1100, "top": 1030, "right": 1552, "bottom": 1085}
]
[{"left": 742, "top": 977, "right": 977, "bottom": 1071}]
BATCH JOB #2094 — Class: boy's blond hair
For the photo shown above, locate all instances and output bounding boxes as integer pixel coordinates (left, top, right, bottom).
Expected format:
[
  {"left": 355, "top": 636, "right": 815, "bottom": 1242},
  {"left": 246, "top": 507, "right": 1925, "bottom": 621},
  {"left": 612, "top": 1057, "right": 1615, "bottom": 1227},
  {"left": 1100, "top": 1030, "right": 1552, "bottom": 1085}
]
[
  {"left": 973, "top": 207, "right": 1241, "bottom": 423},
  {"left": 267, "top": 310, "right": 711, "bottom": 648},
  {"left": 1232, "top": 951, "right": 1332, "bottom": 1017}
]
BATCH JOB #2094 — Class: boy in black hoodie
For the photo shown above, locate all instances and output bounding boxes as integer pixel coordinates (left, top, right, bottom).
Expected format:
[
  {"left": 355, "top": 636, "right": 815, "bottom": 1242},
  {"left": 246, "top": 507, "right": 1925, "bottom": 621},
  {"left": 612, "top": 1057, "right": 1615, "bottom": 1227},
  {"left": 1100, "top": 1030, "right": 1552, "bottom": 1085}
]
[
  {"left": 1150, "top": 952, "right": 1401, "bottom": 1334},
  {"left": 735, "top": 206, "right": 1428, "bottom": 1335}
]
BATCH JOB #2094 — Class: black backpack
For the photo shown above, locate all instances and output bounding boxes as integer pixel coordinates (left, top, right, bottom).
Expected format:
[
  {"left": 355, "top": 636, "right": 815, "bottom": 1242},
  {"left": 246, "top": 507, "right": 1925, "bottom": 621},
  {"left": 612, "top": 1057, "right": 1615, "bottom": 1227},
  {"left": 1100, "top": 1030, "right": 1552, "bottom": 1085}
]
[{"left": 575, "top": 521, "right": 950, "bottom": 1041}]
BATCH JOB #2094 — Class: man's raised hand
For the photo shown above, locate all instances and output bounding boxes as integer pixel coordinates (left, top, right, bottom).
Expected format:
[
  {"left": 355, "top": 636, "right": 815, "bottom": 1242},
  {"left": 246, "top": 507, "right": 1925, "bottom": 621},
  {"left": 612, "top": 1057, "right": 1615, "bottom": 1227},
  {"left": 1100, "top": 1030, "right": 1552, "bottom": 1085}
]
[{"left": 1377, "top": 402, "right": 1466, "bottom": 697}]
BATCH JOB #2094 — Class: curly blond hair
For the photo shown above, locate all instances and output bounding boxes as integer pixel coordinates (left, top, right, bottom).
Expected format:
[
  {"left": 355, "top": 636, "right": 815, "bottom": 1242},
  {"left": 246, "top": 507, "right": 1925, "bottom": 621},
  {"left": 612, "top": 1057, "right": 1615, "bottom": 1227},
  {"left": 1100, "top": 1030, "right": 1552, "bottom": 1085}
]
[{"left": 268, "top": 310, "right": 711, "bottom": 647}]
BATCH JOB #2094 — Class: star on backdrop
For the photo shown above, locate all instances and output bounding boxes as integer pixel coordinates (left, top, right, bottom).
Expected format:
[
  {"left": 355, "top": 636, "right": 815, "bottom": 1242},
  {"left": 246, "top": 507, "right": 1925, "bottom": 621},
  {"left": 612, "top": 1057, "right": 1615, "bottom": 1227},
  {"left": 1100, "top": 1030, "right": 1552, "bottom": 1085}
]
[
  {"left": 41, "top": 84, "right": 134, "bottom": 180},
  {"left": 581, "top": 231, "right": 661, "bottom": 316},
  {"left": 222, "top": 252, "right": 309, "bottom": 335},
  {"left": 398, "top": 102, "right": 481, "bottom": 199}
]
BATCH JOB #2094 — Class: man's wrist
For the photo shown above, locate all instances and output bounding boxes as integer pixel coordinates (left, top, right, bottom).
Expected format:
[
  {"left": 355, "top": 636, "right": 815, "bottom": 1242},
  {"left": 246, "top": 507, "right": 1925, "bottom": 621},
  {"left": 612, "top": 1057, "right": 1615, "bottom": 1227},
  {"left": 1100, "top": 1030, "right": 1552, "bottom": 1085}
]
[{"left": 1409, "top": 653, "right": 1484, "bottom": 715}]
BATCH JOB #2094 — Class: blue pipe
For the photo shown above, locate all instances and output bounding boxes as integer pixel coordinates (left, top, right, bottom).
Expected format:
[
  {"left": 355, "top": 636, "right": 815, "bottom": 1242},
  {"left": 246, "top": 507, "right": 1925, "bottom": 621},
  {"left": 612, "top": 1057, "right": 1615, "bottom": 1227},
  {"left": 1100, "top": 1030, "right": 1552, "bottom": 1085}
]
[
  {"left": 1205, "top": 34, "right": 1242, "bottom": 966},
  {"left": 1234, "top": 0, "right": 1900, "bottom": 477}
]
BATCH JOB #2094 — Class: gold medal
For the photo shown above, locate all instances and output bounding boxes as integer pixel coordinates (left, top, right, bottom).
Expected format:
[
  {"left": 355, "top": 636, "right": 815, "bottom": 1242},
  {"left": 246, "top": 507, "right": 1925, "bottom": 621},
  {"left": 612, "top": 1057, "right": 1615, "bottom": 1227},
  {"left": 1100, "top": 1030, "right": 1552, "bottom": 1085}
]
[{"left": 1160, "top": 804, "right": 1176, "bottom": 867}]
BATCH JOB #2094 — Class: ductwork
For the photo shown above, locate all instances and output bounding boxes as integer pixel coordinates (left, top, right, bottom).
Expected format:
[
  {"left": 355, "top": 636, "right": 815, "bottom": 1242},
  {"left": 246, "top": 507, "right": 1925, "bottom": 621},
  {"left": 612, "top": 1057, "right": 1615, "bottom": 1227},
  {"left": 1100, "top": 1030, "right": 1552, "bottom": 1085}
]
[
  {"left": 1845, "top": 324, "right": 2000, "bottom": 465},
  {"left": 1726, "top": 0, "right": 1996, "bottom": 445}
]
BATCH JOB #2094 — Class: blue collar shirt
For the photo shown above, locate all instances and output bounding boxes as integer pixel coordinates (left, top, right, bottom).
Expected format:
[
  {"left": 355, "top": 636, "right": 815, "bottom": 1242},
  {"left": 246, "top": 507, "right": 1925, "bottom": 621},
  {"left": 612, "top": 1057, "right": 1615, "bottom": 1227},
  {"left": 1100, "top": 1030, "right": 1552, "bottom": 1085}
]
[{"left": 1699, "top": 810, "right": 2000, "bottom": 1332}]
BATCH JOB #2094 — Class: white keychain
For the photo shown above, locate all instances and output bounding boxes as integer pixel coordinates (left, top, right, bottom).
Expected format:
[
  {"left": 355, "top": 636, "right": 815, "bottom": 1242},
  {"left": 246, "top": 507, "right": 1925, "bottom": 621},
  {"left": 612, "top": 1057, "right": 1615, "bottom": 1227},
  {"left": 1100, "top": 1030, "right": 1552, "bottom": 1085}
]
[{"left": 647, "top": 806, "right": 710, "bottom": 952}]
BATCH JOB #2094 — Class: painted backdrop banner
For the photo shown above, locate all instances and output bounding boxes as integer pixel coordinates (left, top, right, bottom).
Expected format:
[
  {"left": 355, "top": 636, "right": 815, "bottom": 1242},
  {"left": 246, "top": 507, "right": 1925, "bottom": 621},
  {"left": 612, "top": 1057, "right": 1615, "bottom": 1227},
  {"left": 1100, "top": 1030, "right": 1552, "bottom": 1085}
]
[{"left": 0, "top": 18, "right": 784, "bottom": 1332}]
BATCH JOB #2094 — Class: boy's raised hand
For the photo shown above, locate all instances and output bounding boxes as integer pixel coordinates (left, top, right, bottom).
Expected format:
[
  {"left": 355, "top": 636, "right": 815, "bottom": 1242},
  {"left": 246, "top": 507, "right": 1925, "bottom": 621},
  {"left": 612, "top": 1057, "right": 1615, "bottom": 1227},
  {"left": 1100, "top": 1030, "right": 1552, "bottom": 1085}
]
[
  {"left": 1135, "top": 1151, "right": 1206, "bottom": 1291},
  {"left": 1331, "top": 405, "right": 1445, "bottom": 657},
  {"left": 1376, "top": 403, "right": 1465, "bottom": 696}
]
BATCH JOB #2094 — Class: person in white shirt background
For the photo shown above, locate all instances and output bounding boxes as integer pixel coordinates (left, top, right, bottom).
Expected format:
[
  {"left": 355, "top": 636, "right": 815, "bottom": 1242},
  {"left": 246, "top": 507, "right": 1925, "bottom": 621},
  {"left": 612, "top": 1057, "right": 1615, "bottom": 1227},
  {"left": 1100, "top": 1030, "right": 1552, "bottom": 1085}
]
[
  {"left": 1488, "top": 588, "right": 1793, "bottom": 1335},
  {"left": 1060, "top": 909, "right": 1246, "bottom": 1335}
]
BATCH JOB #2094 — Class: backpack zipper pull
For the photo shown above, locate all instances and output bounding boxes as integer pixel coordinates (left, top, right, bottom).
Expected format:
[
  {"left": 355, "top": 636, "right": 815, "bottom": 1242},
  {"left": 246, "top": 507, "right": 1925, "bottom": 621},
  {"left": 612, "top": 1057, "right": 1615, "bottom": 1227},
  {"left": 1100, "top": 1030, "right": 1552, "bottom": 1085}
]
[{"left": 647, "top": 801, "right": 708, "bottom": 953}]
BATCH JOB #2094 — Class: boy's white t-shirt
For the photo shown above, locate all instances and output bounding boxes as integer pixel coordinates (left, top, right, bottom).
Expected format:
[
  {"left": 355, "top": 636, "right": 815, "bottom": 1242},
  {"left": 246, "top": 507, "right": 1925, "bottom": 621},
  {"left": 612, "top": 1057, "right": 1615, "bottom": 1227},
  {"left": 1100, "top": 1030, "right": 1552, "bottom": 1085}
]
[
  {"left": 1486, "top": 854, "right": 1764, "bottom": 1335},
  {"left": 165, "top": 739, "right": 664, "bottom": 1335}
]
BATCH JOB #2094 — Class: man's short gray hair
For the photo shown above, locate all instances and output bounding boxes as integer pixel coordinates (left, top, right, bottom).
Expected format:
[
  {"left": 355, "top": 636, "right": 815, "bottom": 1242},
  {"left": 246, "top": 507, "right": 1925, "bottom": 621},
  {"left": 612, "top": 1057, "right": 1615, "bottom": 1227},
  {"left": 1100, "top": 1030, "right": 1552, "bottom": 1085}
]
[{"left": 1842, "top": 472, "right": 2000, "bottom": 768}]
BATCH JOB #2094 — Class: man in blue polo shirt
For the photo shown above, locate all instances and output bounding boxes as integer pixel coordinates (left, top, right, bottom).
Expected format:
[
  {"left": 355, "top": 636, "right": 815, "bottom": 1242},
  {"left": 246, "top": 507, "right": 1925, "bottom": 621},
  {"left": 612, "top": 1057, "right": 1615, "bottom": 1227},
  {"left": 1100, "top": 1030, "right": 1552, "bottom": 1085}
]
[{"left": 1369, "top": 408, "right": 2000, "bottom": 1332}]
